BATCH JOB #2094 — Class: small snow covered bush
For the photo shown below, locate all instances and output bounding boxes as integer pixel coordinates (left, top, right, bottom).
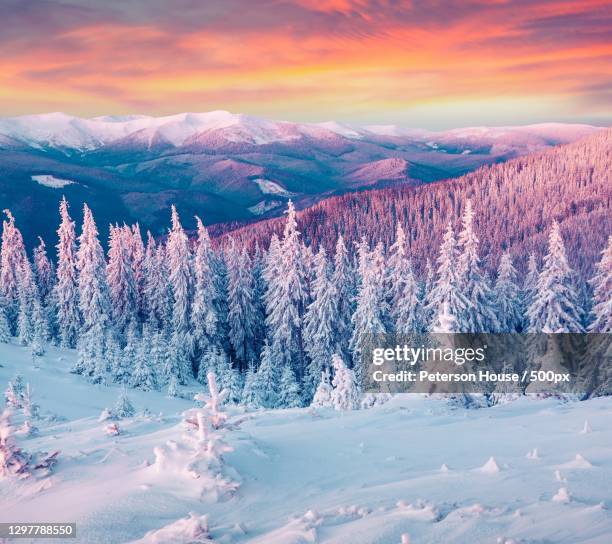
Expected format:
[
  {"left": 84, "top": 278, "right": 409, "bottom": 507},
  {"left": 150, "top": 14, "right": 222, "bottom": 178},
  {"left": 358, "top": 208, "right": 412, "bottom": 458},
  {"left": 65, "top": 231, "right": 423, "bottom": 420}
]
[
  {"left": 114, "top": 388, "right": 136, "bottom": 418},
  {"left": 331, "top": 355, "right": 360, "bottom": 411},
  {"left": 0, "top": 409, "right": 30, "bottom": 478},
  {"left": 0, "top": 409, "right": 58, "bottom": 479},
  {"left": 311, "top": 369, "right": 333, "bottom": 408}
]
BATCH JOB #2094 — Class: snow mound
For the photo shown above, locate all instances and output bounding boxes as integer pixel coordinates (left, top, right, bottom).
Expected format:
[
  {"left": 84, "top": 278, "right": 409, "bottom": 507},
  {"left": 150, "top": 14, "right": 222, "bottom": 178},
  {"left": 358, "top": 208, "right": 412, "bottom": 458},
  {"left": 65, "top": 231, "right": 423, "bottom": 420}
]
[
  {"left": 246, "top": 512, "right": 319, "bottom": 544},
  {"left": 129, "top": 512, "right": 215, "bottom": 543},
  {"left": 558, "top": 453, "right": 593, "bottom": 469},
  {"left": 446, "top": 503, "right": 501, "bottom": 520},
  {"left": 334, "top": 504, "right": 370, "bottom": 520},
  {"left": 395, "top": 500, "right": 438, "bottom": 521},
  {"left": 552, "top": 487, "right": 571, "bottom": 504},
  {"left": 478, "top": 456, "right": 501, "bottom": 474},
  {"left": 526, "top": 448, "right": 539, "bottom": 460},
  {"left": 580, "top": 420, "right": 592, "bottom": 434},
  {"left": 31, "top": 174, "right": 75, "bottom": 188}
]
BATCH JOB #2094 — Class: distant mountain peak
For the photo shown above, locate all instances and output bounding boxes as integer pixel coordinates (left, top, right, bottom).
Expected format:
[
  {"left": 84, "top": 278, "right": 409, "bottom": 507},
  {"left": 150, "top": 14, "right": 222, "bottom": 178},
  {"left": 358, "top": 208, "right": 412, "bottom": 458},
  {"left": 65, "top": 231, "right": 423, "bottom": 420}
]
[{"left": 0, "top": 111, "right": 604, "bottom": 154}]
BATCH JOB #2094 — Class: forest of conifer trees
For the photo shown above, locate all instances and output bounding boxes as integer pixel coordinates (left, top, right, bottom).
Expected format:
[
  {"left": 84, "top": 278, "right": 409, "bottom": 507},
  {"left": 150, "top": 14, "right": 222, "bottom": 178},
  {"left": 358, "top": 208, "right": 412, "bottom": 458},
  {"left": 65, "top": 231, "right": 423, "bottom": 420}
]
[
  {"left": 1, "top": 189, "right": 610, "bottom": 407},
  {"left": 226, "top": 129, "right": 611, "bottom": 278}
]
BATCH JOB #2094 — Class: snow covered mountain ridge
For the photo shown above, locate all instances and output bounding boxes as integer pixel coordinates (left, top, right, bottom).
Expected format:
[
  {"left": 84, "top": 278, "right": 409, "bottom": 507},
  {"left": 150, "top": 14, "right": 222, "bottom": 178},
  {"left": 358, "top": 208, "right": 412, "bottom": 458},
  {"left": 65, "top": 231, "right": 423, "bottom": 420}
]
[
  {"left": 0, "top": 111, "right": 605, "bottom": 254},
  {"left": 0, "top": 111, "right": 603, "bottom": 152}
]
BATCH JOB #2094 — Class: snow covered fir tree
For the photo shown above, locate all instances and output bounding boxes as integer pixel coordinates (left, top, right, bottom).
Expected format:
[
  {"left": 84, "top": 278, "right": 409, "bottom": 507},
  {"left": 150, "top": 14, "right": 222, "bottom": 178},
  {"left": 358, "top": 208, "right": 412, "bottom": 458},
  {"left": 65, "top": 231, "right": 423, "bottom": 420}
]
[{"left": 0, "top": 196, "right": 610, "bottom": 408}]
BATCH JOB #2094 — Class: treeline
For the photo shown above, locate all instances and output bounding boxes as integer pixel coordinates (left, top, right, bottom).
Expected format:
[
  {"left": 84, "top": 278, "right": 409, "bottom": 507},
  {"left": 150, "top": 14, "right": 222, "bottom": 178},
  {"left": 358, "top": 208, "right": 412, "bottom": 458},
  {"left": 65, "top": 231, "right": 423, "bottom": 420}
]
[
  {"left": 0, "top": 195, "right": 610, "bottom": 406},
  {"left": 223, "top": 129, "right": 612, "bottom": 277}
]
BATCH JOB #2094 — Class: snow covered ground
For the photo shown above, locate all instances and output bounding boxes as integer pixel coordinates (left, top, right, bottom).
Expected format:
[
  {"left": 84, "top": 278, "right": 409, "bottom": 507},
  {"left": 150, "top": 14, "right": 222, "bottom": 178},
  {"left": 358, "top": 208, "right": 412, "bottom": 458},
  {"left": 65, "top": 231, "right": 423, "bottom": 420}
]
[
  {"left": 1, "top": 341, "right": 611, "bottom": 544},
  {"left": 31, "top": 175, "right": 75, "bottom": 189}
]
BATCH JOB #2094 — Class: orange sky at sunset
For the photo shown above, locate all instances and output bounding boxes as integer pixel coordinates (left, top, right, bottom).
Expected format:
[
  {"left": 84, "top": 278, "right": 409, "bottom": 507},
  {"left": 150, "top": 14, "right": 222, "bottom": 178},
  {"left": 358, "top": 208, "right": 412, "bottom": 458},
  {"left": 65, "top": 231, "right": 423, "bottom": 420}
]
[{"left": 2, "top": 0, "right": 611, "bottom": 128}]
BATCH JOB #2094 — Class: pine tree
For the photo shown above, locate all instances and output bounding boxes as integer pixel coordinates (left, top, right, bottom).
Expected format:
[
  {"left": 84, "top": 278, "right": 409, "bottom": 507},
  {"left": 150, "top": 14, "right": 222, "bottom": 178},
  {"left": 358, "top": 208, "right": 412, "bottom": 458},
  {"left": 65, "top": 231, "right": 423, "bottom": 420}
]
[
  {"left": 30, "top": 298, "right": 48, "bottom": 357},
  {"left": 350, "top": 241, "right": 389, "bottom": 377},
  {"left": 131, "top": 326, "right": 157, "bottom": 390},
  {"left": 278, "top": 364, "right": 302, "bottom": 408},
  {"left": 331, "top": 354, "right": 360, "bottom": 411},
  {"left": 166, "top": 206, "right": 193, "bottom": 383},
  {"left": 17, "top": 258, "right": 38, "bottom": 346},
  {"left": 21, "top": 384, "right": 39, "bottom": 420},
  {"left": 149, "top": 330, "right": 169, "bottom": 384},
  {"left": 494, "top": 252, "right": 523, "bottom": 332},
  {"left": 523, "top": 253, "right": 539, "bottom": 310},
  {"left": 143, "top": 235, "right": 171, "bottom": 332},
  {"left": 304, "top": 247, "right": 338, "bottom": 400},
  {"left": 4, "top": 376, "right": 24, "bottom": 409},
  {"left": 253, "top": 340, "right": 279, "bottom": 408},
  {"left": 264, "top": 201, "right": 308, "bottom": 378},
  {"left": 118, "top": 324, "right": 139, "bottom": 383},
  {"left": 16, "top": 255, "right": 48, "bottom": 355},
  {"left": 227, "top": 242, "right": 257, "bottom": 368},
  {"left": 142, "top": 231, "right": 156, "bottom": 313},
  {"left": 191, "top": 217, "right": 218, "bottom": 359},
  {"left": 432, "top": 300, "right": 457, "bottom": 333},
  {"left": 33, "top": 237, "right": 55, "bottom": 305},
  {"left": 211, "top": 248, "right": 231, "bottom": 354},
  {"left": 250, "top": 244, "right": 267, "bottom": 359},
  {"left": 168, "top": 334, "right": 192, "bottom": 386},
  {"left": 129, "top": 223, "right": 146, "bottom": 317},
  {"left": 528, "top": 221, "right": 584, "bottom": 332},
  {"left": 388, "top": 224, "right": 422, "bottom": 334},
  {"left": 107, "top": 225, "right": 137, "bottom": 336},
  {"left": 311, "top": 369, "right": 333, "bottom": 408},
  {"left": 421, "top": 258, "right": 436, "bottom": 327},
  {"left": 588, "top": 236, "right": 612, "bottom": 332},
  {"left": 0, "top": 302, "right": 10, "bottom": 343},
  {"left": 425, "top": 222, "right": 471, "bottom": 332},
  {"left": 197, "top": 345, "right": 217, "bottom": 386},
  {"left": 227, "top": 364, "right": 243, "bottom": 405},
  {"left": 332, "top": 235, "right": 354, "bottom": 361},
  {"left": 456, "top": 200, "right": 499, "bottom": 332},
  {"left": 167, "top": 206, "right": 193, "bottom": 336},
  {"left": 33, "top": 237, "right": 55, "bottom": 340},
  {"left": 167, "top": 375, "right": 179, "bottom": 398},
  {"left": 241, "top": 363, "right": 258, "bottom": 408},
  {"left": 106, "top": 331, "right": 125, "bottom": 383},
  {"left": 114, "top": 387, "right": 135, "bottom": 418},
  {"left": 75, "top": 204, "right": 111, "bottom": 377},
  {"left": 214, "top": 349, "right": 242, "bottom": 404},
  {"left": 263, "top": 234, "right": 281, "bottom": 288},
  {"left": 53, "top": 198, "right": 81, "bottom": 348},
  {"left": 1, "top": 209, "right": 27, "bottom": 329}
]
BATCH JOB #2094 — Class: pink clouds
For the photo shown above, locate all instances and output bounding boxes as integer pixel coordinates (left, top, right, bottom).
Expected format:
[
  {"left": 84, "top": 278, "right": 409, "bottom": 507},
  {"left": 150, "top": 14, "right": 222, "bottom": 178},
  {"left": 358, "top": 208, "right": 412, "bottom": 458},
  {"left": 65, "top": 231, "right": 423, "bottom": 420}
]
[{"left": 0, "top": 0, "right": 610, "bottom": 126}]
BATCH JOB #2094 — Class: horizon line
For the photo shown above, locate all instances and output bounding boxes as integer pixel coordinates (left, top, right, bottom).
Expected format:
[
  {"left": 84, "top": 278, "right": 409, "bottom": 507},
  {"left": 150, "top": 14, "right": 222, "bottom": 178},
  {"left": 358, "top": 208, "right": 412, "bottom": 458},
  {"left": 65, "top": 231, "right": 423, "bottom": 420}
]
[{"left": 1, "top": 110, "right": 609, "bottom": 133}]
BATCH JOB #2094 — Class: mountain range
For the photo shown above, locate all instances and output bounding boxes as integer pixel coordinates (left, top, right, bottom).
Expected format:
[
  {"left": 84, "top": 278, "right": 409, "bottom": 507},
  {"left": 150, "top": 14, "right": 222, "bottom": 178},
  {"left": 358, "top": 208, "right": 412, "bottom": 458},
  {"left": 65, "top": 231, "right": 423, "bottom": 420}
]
[{"left": 0, "top": 111, "right": 603, "bottom": 249}]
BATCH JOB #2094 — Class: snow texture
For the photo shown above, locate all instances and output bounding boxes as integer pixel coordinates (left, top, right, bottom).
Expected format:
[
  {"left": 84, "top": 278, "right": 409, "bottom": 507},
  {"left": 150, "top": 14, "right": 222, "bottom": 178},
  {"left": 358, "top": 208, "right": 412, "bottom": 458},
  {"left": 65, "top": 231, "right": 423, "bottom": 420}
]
[
  {"left": 1, "top": 341, "right": 611, "bottom": 543},
  {"left": 31, "top": 174, "right": 75, "bottom": 188}
]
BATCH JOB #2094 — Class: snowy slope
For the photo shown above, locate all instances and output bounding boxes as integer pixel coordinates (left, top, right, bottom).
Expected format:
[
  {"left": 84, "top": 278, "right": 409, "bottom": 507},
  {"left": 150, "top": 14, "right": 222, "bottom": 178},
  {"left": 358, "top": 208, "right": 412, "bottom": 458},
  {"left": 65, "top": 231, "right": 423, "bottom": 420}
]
[{"left": 1, "top": 341, "right": 611, "bottom": 544}]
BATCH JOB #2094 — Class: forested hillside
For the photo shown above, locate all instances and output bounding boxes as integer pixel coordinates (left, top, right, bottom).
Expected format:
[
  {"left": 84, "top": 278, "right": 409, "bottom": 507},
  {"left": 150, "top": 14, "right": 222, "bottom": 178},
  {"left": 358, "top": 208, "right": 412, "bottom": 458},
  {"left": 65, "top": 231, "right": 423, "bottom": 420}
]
[{"left": 223, "top": 129, "right": 611, "bottom": 277}]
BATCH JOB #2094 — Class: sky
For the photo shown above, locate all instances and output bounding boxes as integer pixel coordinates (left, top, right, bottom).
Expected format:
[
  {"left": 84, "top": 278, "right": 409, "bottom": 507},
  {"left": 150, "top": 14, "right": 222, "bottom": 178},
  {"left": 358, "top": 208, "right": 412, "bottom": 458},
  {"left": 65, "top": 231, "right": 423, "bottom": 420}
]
[{"left": 1, "top": 0, "right": 611, "bottom": 129}]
